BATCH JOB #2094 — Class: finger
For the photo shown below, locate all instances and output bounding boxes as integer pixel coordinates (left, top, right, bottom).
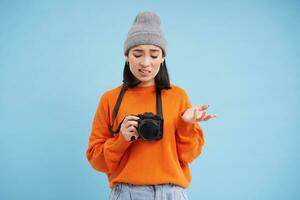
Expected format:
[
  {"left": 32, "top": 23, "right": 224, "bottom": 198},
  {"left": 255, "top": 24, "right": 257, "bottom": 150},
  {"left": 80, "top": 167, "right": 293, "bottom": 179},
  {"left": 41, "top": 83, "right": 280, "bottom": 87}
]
[
  {"left": 130, "top": 134, "right": 139, "bottom": 141},
  {"left": 193, "top": 108, "right": 197, "bottom": 119},
  {"left": 210, "top": 114, "right": 217, "bottom": 118},
  {"left": 130, "top": 136, "right": 136, "bottom": 141},
  {"left": 125, "top": 120, "right": 138, "bottom": 128},
  {"left": 130, "top": 132, "right": 139, "bottom": 141},
  {"left": 196, "top": 105, "right": 209, "bottom": 112},
  {"left": 203, "top": 114, "right": 211, "bottom": 121},
  {"left": 123, "top": 115, "right": 140, "bottom": 124},
  {"left": 127, "top": 126, "right": 138, "bottom": 133},
  {"left": 203, "top": 114, "right": 218, "bottom": 121},
  {"left": 196, "top": 111, "right": 206, "bottom": 121}
]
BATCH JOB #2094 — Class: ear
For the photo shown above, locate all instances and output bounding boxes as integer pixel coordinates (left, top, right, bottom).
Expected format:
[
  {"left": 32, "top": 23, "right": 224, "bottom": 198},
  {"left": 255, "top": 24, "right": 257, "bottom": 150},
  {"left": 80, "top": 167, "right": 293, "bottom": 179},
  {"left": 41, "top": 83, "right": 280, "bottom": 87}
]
[
  {"left": 161, "top": 57, "right": 165, "bottom": 63},
  {"left": 125, "top": 56, "right": 129, "bottom": 62}
]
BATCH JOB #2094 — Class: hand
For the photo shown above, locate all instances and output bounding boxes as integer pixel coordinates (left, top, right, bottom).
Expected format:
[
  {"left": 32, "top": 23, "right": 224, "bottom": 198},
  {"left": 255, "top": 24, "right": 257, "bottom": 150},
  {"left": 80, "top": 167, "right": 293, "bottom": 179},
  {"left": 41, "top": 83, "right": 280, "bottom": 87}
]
[
  {"left": 120, "top": 115, "right": 140, "bottom": 141},
  {"left": 182, "top": 105, "right": 217, "bottom": 124}
]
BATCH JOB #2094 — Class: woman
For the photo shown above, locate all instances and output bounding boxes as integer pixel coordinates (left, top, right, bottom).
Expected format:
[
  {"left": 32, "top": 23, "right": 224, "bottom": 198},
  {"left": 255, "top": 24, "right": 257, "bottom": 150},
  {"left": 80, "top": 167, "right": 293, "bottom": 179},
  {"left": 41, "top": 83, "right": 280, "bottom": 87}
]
[{"left": 86, "top": 11, "right": 217, "bottom": 200}]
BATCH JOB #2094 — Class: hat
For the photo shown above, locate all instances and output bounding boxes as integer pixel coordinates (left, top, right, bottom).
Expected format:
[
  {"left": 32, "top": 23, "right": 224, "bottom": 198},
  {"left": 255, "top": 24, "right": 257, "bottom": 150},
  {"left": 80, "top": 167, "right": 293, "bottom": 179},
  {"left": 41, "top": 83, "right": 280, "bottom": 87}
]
[{"left": 124, "top": 11, "right": 167, "bottom": 56}]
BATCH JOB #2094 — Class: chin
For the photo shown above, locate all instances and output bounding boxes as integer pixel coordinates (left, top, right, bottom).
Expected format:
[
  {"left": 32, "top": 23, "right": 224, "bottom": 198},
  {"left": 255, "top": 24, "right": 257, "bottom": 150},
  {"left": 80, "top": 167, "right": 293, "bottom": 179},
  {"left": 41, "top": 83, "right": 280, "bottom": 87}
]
[
  {"left": 137, "top": 77, "right": 155, "bottom": 85},
  {"left": 137, "top": 76, "right": 153, "bottom": 82}
]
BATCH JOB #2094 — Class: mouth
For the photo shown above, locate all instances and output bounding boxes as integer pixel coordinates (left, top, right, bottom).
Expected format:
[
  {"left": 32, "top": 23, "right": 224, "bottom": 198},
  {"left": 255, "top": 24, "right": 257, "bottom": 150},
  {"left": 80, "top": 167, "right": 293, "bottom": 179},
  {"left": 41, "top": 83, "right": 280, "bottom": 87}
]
[{"left": 138, "top": 69, "right": 151, "bottom": 75}]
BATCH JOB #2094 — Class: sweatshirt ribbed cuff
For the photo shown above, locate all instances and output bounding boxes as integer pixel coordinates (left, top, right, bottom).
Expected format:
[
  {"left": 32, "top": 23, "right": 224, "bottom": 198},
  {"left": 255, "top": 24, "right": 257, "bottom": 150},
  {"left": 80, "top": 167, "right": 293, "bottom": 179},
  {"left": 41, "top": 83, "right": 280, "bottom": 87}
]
[
  {"left": 111, "top": 133, "right": 133, "bottom": 153},
  {"left": 176, "top": 115, "right": 199, "bottom": 136}
]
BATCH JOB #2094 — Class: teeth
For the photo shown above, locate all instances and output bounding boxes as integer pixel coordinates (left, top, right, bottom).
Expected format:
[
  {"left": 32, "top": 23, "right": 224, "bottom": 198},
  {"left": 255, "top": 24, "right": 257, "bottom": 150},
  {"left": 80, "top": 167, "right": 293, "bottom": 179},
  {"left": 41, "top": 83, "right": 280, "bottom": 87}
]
[{"left": 139, "top": 69, "right": 150, "bottom": 73}]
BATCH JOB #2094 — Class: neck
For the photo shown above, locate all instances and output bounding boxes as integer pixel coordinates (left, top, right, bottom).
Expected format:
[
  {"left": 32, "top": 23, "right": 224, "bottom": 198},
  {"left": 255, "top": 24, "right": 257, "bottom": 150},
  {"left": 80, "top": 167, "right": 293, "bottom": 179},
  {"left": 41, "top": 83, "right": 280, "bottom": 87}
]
[{"left": 137, "top": 79, "right": 155, "bottom": 87}]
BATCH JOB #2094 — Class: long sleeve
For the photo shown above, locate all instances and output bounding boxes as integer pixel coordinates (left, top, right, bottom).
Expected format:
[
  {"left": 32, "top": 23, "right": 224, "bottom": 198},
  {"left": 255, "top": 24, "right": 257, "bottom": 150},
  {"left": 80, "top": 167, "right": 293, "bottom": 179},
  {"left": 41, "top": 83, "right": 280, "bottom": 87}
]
[
  {"left": 86, "top": 93, "right": 132, "bottom": 174},
  {"left": 175, "top": 90, "right": 205, "bottom": 164}
]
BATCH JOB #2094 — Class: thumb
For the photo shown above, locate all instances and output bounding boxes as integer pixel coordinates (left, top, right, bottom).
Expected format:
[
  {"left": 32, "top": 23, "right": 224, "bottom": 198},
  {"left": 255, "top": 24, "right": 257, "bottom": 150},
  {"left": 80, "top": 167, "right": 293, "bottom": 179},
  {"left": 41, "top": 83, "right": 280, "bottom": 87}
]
[{"left": 193, "top": 108, "right": 197, "bottom": 119}]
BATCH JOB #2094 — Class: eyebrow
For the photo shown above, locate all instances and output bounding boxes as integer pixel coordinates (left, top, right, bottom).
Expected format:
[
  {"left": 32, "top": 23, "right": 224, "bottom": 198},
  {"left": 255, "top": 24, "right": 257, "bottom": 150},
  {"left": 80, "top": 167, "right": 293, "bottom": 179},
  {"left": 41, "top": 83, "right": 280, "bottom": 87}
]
[{"left": 132, "top": 49, "right": 160, "bottom": 52}]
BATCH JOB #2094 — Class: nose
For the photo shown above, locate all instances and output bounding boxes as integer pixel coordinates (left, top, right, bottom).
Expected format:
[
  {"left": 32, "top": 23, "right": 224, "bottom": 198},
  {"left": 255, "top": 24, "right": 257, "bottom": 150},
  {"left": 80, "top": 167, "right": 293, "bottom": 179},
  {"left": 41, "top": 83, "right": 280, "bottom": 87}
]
[{"left": 140, "top": 56, "right": 151, "bottom": 67}]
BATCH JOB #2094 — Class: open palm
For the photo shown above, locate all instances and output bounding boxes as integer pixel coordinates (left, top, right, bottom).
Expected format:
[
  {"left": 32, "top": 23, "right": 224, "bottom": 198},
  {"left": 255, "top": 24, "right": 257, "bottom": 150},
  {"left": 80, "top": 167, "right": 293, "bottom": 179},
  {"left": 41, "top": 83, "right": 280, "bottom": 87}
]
[{"left": 182, "top": 105, "right": 217, "bottom": 123}]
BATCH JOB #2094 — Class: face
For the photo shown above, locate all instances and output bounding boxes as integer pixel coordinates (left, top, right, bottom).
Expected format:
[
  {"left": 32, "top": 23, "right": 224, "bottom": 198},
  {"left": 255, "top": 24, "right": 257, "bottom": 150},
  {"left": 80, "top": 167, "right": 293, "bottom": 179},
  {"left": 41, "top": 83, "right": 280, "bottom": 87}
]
[{"left": 126, "top": 44, "right": 165, "bottom": 87}]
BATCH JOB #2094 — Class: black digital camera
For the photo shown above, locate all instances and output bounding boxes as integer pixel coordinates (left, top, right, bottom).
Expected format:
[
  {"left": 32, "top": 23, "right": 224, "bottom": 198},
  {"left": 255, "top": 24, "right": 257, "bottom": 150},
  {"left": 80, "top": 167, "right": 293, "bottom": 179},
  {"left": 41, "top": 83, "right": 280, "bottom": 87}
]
[
  {"left": 135, "top": 112, "right": 163, "bottom": 141},
  {"left": 109, "top": 85, "right": 164, "bottom": 141}
]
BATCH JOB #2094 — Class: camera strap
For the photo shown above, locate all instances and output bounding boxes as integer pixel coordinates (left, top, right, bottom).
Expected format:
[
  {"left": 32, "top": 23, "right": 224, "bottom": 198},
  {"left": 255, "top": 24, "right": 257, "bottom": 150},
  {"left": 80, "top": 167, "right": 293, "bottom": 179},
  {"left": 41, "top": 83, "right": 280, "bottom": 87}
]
[
  {"left": 108, "top": 84, "right": 163, "bottom": 135},
  {"left": 109, "top": 84, "right": 128, "bottom": 134},
  {"left": 156, "top": 89, "right": 163, "bottom": 117}
]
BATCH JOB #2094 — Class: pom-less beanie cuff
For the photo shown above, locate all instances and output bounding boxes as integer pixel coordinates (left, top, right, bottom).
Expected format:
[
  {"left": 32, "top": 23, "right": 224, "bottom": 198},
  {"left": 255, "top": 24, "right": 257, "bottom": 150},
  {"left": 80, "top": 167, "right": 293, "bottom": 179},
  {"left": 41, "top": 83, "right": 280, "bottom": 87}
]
[{"left": 124, "top": 32, "right": 167, "bottom": 56}]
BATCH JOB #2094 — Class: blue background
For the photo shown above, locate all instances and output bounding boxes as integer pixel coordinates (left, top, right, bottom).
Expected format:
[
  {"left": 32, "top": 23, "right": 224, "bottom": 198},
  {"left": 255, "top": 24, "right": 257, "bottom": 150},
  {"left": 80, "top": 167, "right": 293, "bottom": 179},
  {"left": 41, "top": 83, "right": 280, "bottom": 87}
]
[{"left": 1, "top": 0, "right": 299, "bottom": 199}]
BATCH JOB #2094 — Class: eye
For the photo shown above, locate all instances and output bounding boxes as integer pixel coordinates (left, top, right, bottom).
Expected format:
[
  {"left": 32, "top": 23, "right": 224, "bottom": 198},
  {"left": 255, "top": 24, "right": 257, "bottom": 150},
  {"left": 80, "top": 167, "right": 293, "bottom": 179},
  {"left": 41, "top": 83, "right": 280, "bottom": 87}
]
[
  {"left": 133, "top": 54, "right": 142, "bottom": 58},
  {"left": 151, "top": 56, "right": 158, "bottom": 59}
]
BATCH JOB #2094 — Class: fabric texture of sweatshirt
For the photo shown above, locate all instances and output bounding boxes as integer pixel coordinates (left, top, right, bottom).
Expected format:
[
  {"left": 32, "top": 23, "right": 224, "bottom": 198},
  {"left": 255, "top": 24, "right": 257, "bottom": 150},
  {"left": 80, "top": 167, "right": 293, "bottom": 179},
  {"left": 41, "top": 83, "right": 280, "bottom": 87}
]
[{"left": 86, "top": 84, "right": 205, "bottom": 188}]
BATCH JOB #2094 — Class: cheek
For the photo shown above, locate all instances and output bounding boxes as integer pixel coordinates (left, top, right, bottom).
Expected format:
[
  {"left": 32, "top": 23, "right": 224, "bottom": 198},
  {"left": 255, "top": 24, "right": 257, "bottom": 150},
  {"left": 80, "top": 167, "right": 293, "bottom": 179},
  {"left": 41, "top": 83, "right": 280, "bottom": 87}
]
[
  {"left": 153, "top": 61, "right": 162, "bottom": 72},
  {"left": 128, "top": 60, "right": 139, "bottom": 72},
  {"left": 129, "top": 65, "right": 138, "bottom": 75}
]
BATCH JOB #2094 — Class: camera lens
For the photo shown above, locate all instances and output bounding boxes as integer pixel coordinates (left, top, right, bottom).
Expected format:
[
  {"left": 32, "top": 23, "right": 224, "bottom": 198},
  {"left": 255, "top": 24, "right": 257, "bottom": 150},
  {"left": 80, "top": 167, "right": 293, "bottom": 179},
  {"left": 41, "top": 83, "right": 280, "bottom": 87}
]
[{"left": 139, "top": 119, "right": 159, "bottom": 140}]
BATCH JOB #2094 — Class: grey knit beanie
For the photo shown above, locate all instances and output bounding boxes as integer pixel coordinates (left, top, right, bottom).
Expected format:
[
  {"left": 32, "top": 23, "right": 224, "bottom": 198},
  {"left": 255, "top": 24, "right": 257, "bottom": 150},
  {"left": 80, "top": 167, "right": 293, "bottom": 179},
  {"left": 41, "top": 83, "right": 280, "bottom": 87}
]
[{"left": 124, "top": 11, "right": 167, "bottom": 56}]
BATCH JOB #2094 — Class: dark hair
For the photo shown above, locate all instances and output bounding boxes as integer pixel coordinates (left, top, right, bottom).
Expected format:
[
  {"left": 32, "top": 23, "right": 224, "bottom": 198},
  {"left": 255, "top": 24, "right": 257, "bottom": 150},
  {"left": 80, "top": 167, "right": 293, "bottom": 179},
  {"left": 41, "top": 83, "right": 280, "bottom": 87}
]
[{"left": 123, "top": 60, "right": 171, "bottom": 90}]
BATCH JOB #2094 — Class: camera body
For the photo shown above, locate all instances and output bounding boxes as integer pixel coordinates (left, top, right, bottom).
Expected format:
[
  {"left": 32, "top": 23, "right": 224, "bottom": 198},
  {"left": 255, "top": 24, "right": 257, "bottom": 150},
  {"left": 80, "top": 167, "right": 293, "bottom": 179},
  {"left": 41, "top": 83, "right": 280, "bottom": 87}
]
[{"left": 135, "top": 112, "right": 163, "bottom": 141}]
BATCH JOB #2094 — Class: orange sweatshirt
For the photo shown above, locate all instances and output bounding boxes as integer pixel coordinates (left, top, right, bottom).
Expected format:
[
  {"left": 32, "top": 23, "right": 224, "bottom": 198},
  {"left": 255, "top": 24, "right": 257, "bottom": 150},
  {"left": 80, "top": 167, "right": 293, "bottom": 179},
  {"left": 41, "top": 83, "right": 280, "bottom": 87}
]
[{"left": 86, "top": 84, "right": 205, "bottom": 188}]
